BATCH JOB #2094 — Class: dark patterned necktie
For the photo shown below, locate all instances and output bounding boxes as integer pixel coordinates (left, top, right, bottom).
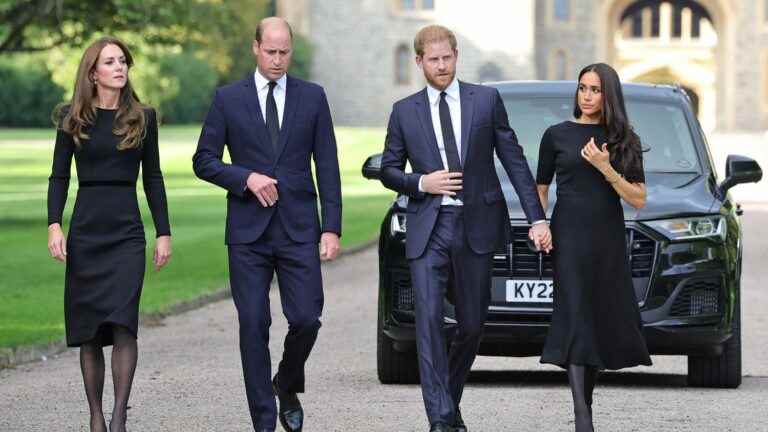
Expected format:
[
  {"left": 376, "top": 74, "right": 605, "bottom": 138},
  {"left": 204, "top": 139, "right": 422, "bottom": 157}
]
[
  {"left": 266, "top": 81, "right": 279, "bottom": 153},
  {"left": 439, "top": 91, "right": 462, "bottom": 172}
]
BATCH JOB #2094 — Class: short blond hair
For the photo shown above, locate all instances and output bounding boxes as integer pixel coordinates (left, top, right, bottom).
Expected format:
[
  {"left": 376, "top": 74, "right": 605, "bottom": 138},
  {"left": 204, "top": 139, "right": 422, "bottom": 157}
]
[{"left": 413, "top": 25, "right": 457, "bottom": 57}]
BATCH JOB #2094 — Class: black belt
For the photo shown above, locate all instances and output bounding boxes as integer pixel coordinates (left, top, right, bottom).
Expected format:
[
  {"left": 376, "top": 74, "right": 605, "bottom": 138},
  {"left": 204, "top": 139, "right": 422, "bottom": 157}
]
[{"left": 78, "top": 180, "right": 136, "bottom": 187}]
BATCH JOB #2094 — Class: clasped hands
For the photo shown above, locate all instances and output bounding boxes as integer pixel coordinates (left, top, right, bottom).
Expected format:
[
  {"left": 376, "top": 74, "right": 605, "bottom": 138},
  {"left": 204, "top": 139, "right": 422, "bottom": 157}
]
[{"left": 247, "top": 172, "right": 340, "bottom": 261}]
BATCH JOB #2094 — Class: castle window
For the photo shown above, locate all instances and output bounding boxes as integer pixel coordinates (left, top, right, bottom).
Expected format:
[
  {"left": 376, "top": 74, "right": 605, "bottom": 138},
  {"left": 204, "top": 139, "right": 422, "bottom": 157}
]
[
  {"left": 395, "top": 44, "right": 411, "bottom": 85},
  {"left": 555, "top": 51, "right": 568, "bottom": 80},
  {"left": 549, "top": 50, "right": 568, "bottom": 80},
  {"left": 554, "top": 0, "right": 570, "bottom": 22},
  {"left": 399, "top": 0, "right": 434, "bottom": 11}
]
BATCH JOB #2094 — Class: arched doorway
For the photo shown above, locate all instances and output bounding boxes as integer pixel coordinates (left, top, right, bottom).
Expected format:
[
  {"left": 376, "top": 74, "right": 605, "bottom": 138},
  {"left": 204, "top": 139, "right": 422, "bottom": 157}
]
[{"left": 598, "top": 0, "right": 732, "bottom": 131}]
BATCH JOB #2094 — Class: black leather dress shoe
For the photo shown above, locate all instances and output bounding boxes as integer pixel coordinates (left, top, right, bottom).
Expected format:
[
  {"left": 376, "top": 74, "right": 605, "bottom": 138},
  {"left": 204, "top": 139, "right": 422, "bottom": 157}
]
[
  {"left": 430, "top": 423, "right": 454, "bottom": 432},
  {"left": 272, "top": 377, "right": 303, "bottom": 432},
  {"left": 453, "top": 408, "right": 467, "bottom": 432}
]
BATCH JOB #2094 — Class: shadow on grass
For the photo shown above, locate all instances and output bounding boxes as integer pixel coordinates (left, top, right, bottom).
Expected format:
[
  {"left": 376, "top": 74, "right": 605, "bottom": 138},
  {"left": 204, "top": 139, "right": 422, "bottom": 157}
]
[{"left": 0, "top": 217, "right": 47, "bottom": 228}]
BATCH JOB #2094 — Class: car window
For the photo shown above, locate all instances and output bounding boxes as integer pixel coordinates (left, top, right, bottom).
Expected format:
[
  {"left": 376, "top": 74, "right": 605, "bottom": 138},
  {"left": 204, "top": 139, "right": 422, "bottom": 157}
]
[{"left": 498, "top": 96, "right": 701, "bottom": 176}]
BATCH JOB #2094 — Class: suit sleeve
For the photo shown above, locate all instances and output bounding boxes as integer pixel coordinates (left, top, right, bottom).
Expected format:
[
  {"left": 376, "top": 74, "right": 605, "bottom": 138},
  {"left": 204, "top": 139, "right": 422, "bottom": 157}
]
[
  {"left": 192, "top": 89, "right": 252, "bottom": 197},
  {"left": 312, "top": 89, "right": 343, "bottom": 236},
  {"left": 379, "top": 103, "right": 426, "bottom": 200},
  {"left": 141, "top": 108, "right": 171, "bottom": 237},
  {"left": 47, "top": 123, "right": 74, "bottom": 226},
  {"left": 491, "top": 89, "right": 545, "bottom": 223}
]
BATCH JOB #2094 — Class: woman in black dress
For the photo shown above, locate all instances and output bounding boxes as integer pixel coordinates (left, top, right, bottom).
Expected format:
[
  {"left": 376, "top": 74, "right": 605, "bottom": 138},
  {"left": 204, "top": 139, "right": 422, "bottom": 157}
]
[
  {"left": 535, "top": 63, "right": 652, "bottom": 432},
  {"left": 46, "top": 37, "right": 171, "bottom": 432}
]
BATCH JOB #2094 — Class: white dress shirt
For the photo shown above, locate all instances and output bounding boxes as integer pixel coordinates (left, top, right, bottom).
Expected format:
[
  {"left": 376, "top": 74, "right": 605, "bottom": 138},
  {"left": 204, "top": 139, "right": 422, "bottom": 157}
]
[
  {"left": 419, "top": 77, "right": 463, "bottom": 206},
  {"left": 253, "top": 69, "right": 287, "bottom": 128},
  {"left": 416, "top": 78, "right": 547, "bottom": 226}
]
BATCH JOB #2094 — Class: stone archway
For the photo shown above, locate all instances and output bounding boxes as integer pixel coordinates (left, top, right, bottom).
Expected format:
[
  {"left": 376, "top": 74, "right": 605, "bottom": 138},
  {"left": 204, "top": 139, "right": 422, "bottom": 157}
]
[{"left": 597, "top": 0, "right": 734, "bottom": 131}]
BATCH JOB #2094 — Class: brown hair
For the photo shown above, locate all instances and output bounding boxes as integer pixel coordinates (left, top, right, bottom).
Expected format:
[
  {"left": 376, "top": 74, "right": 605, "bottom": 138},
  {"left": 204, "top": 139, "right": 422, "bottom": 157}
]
[
  {"left": 413, "top": 25, "right": 457, "bottom": 57},
  {"left": 573, "top": 63, "right": 646, "bottom": 182},
  {"left": 55, "top": 36, "right": 146, "bottom": 150}
]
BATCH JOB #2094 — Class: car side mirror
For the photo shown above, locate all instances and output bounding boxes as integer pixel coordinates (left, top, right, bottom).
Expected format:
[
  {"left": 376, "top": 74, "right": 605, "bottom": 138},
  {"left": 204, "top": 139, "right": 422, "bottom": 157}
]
[
  {"left": 362, "top": 153, "right": 383, "bottom": 180},
  {"left": 719, "top": 155, "right": 762, "bottom": 195}
]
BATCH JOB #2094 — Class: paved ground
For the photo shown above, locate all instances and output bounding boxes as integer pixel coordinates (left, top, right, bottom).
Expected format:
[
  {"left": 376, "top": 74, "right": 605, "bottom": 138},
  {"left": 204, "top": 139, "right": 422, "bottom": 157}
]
[
  {"left": 2, "top": 204, "right": 768, "bottom": 431},
  {"left": 1, "top": 134, "right": 767, "bottom": 431}
]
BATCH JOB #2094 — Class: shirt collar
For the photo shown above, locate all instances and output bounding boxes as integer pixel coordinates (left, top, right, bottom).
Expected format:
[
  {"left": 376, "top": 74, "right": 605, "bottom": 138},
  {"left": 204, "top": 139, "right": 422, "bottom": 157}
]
[
  {"left": 254, "top": 68, "right": 287, "bottom": 92},
  {"left": 426, "top": 77, "right": 460, "bottom": 106}
]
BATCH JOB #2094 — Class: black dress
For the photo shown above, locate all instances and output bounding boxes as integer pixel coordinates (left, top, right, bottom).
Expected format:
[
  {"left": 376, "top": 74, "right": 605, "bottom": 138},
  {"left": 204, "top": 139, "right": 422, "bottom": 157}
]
[
  {"left": 47, "top": 107, "right": 170, "bottom": 347},
  {"left": 537, "top": 121, "right": 651, "bottom": 370}
]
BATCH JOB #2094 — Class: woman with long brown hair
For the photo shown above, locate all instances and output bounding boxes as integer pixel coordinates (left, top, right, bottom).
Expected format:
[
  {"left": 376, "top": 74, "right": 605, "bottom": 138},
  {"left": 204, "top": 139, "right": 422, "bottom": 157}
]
[
  {"left": 47, "top": 36, "right": 171, "bottom": 432},
  {"left": 536, "top": 63, "right": 652, "bottom": 432}
]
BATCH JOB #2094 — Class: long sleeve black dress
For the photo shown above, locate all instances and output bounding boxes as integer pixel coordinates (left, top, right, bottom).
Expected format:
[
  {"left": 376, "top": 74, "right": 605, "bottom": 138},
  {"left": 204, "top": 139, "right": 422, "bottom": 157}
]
[
  {"left": 537, "top": 121, "right": 651, "bottom": 370},
  {"left": 47, "top": 107, "right": 170, "bottom": 347}
]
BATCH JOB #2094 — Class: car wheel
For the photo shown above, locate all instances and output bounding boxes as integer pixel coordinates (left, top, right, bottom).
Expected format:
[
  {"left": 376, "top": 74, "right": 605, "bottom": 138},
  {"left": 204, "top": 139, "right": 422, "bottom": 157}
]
[
  {"left": 687, "top": 291, "right": 742, "bottom": 388},
  {"left": 377, "top": 307, "right": 419, "bottom": 384}
]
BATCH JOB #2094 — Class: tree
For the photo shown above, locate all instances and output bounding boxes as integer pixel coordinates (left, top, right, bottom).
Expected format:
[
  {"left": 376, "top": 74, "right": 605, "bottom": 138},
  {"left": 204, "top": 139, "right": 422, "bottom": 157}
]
[{"left": 0, "top": 0, "right": 231, "bottom": 53}]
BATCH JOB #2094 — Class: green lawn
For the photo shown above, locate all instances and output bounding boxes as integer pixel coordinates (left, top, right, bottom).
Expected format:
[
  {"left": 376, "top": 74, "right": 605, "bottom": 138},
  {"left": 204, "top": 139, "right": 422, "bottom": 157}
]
[{"left": 0, "top": 125, "right": 392, "bottom": 348}]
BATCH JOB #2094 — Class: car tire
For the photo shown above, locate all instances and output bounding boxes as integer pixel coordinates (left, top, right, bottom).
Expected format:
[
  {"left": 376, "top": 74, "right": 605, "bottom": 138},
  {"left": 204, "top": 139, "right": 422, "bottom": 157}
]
[
  {"left": 377, "top": 309, "right": 420, "bottom": 384},
  {"left": 687, "top": 292, "right": 742, "bottom": 388}
]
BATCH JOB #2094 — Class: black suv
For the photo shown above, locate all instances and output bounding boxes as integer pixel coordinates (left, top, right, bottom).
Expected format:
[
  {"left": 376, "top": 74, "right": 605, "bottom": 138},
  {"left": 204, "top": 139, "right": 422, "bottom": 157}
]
[{"left": 362, "top": 81, "right": 762, "bottom": 389}]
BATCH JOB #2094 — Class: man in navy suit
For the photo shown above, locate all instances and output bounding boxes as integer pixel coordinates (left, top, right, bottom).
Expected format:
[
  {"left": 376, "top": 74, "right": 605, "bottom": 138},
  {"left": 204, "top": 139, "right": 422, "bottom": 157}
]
[
  {"left": 193, "top": 17, "right": 341, "bottom": 432},
  {"left": 380, "top": 25, "right": 552, "bottom": 432}
]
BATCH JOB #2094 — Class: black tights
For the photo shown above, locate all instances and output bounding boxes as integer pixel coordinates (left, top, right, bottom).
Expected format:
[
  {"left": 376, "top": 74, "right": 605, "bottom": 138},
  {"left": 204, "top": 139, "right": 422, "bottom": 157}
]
[
  {"left": 79, "top": 326, "right": 138, "bottom": 432},
  {"left": 567, "top": 364, "right": 598, "bottom": 432}
]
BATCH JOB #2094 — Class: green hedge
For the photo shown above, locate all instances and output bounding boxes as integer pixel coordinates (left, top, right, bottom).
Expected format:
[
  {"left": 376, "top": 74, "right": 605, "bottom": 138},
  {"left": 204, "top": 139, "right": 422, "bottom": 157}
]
[
  {"left": 0, "top": 60, "right": 65, "bottom": 127},
  {"left": 153, "top": 52, "right": 219, "bottom": 124}
]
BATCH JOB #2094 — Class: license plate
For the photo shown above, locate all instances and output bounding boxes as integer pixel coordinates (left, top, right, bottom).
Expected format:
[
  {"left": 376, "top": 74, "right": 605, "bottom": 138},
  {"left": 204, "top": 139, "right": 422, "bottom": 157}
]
[{"left": 492, "top": 279, "right": 554, "bottom": 303}]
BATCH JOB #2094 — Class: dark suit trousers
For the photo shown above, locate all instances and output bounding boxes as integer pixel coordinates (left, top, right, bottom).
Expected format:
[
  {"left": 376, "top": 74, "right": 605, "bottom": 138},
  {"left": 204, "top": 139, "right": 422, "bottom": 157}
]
[
  {"left": 228, "top": 211, "right": 324, "bottom": 430},
  {"left": 409, "top": 206, "right": 493, "bottom": 426}
]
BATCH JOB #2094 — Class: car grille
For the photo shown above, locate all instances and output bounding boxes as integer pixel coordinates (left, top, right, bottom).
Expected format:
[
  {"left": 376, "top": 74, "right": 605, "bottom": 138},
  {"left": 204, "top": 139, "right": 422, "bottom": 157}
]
[
  {"left": 492, "top": 226, "right": 656, "bottom": 278},
  {"left": 390, "top": 270, "right": 414, "bottom": 311},
  {"left": 670, "top": 277, "right": 722, "bottom": 317},
  {"left": 627, "top": 228, "right": 655, "bottom": 277}
]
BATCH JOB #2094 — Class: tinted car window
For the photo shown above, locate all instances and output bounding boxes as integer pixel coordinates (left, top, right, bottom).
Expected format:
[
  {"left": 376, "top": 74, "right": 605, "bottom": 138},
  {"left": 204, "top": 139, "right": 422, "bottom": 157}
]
[{"left": 498, "top": 96, "right": 700, "bottom": 177}]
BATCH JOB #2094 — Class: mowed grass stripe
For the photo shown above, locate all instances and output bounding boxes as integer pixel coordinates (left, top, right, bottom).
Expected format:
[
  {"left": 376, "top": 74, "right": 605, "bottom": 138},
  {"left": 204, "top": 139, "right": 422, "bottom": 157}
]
[{"left": 0, "top": 126, "right": 392, "bottom": 348}]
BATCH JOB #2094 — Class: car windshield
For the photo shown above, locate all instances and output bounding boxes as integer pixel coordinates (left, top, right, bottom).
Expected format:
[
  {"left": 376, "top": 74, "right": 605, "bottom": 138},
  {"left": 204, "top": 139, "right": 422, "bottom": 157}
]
[{"left": 497, "top": 95, "right": 701, "bottom": 176}]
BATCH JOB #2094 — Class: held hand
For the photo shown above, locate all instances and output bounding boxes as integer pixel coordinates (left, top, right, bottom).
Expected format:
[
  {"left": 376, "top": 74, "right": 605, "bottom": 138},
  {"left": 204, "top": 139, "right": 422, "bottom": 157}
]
[
  {"left": 319, "top": 232, "right": 341, "bottom": 261},
  {"left": 528, "top": 223, "right": 553, "bottom": 253},
  {"left": 421, "top": 170, "right": 463, "bottom": 196},
  {"left": 154, "top": 235, "right": 172, "bottom": 271},
  {"left": 580, "top": 138, "right": 611, "bottom": 172},
  {"left": 47, "top": 223, "right": 67, "bottom": 262},
  {"left": 247, "top": 172, "right": 279, "bottom": 207}
]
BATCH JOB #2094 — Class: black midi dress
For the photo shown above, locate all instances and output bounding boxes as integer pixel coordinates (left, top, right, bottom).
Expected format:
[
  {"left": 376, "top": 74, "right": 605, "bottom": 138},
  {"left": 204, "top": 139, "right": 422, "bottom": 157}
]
[
  {"left": 537, "top": 121, "right": 651, "bottom": 370},
  {"left": 47, "top": 107, "right": 170, "bottom": 347}
]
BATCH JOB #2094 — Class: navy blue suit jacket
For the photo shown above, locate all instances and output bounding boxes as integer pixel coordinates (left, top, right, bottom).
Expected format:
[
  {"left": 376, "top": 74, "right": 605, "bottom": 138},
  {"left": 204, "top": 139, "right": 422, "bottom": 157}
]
[
  {"left": 380, "top": 81, "right": 545, "bottom": 259},
  {"left": 193, "top": 75, "right": 342, "bottom": 245}
]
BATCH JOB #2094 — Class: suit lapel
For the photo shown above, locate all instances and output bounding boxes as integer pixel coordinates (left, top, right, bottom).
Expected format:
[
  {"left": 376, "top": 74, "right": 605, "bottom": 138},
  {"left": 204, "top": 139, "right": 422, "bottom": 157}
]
[
  {"left": 414, "top": 89, "right": 443, "bottom": 167},
  {"left": 242, "top": 76, "right": 275, "bottom": 159},
  {"left": 274, "top": 76, "right": 300, "bottom": 165},
  {"left": 459, "top": 81, "right": 475, "bottom": 166}
]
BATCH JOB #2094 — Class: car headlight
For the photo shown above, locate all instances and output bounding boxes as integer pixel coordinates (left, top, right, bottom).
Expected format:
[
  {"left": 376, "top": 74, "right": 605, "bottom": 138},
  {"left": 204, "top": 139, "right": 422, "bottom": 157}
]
[
  {"left": 643, "top": 216, "right": 726, "bottom": 242},
  {"left": 390, "top": 213, "right": 406, "bottom": 235}
]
